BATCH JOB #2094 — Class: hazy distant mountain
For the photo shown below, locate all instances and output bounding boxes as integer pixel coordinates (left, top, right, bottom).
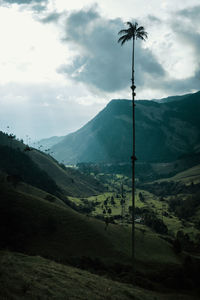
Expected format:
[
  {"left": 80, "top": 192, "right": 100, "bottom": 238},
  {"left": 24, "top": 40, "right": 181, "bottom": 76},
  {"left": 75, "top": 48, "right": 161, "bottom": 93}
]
[
  {"left": 35, "top": 136, "right": 65, "bottom": 150},
  {"left": 50, "top": 91, "right": 200, "bottom": 164}
]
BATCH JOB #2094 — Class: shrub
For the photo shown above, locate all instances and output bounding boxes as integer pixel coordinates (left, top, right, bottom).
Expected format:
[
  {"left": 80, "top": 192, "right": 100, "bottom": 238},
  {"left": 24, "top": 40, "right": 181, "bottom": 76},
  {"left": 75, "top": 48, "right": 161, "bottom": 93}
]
[{"left": 143, "top": 212, "right": 168, "bottom": 234}]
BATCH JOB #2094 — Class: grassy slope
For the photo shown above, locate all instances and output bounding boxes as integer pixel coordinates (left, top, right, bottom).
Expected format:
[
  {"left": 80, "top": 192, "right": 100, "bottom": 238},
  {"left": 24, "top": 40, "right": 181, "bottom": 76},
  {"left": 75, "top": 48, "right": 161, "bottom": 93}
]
[
  {"left": 147, "top": 164, "right": 200, "bottom": 236},
  {"left": 154, "top": 164, "right": 200, "bottom": 185},
  {"left": 0, "top": 182, "right": 180, "bottom": 273},
  {"left": 17, "top": 181, "right": 67, "bottom": 208},
  {"left": 0, "top": 183, "right": 126, "bottom": 263},
  {"left": 75, "top": 189, "right": 181, "bottom": 237},
  {"left": 165, "top": 164, "right": 200, "bottom": 184},
  {"left": 28, "top": 149, "right": 105, "bottom": 197},
  {"left": 1, "top": 251, "right": 197, "bottom": 300},
  {"left": 72, "top": 181, "right": 200, "bottom": 245},
  {"left": 0, "top": 131, "right": 104, "bottom": 197}
]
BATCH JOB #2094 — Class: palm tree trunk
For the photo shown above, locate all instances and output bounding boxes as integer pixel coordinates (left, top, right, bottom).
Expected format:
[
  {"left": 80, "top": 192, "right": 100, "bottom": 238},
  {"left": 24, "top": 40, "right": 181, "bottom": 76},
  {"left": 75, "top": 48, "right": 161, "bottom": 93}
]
[{"left": 131, "top": 36, "right": 136, "bottom": 280}]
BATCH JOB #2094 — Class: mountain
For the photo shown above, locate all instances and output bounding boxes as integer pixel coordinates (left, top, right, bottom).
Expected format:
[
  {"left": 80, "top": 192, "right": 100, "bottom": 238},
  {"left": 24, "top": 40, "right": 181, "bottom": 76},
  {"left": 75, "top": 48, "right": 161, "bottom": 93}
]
[
  {"left": 34, "top": 135, "right": 65, "bottom": 150},
  {"left": 0, "top": 131, "right": 104, "bottom": 197},
  {"left": 51, "top": 91, "right": 200, "bottom": 164},
  {"left": 153, "top": 92, "right": 194, "bottom": 103}
]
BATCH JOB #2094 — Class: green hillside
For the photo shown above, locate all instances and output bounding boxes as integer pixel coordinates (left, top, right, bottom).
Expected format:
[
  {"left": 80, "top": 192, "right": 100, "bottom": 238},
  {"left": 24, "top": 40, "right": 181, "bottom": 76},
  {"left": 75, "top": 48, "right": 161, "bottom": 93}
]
[
  {"left": 0, "top": 131, "right": 104, "bottom": 197},
  {"left": 2, "top": 178, "right": 200, "bottom": 299},
  {"left": 158, "top": 164, "right": 200, "bottom": 185},
  {"left": 27, "top": 148, "right": 105, "bottom": 197},
  {"left": 51, "top": 91, "right": 200, "bottom": 164},
  {"left": 0, "top": 145, "right": 60, "bottom": 196},
  {"left": 1, "top": 251, "right": 199, "bottom": 300},
  {"left": 0, "top": 181, "right": 180, "bottom": 271},
  {"left": 1, "top": 144, "right": 200, "bottom": 298},
  {"left": 136, "top": 163, "right": 200, "bottom": 243}
]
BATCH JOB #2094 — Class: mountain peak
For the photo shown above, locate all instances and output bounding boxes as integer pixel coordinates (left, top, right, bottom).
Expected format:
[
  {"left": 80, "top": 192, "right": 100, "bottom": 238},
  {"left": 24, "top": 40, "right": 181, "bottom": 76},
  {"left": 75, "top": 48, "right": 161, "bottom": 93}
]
[{"left": 50, "top": 91, "right": 200, "bottom": 164}]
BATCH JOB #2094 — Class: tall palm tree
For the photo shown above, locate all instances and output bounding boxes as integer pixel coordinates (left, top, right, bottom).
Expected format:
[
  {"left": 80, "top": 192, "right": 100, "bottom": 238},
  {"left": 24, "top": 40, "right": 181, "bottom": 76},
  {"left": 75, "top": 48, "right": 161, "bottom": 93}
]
[{"left": 118, "top": 22, "right": 148, "bottom": 277}]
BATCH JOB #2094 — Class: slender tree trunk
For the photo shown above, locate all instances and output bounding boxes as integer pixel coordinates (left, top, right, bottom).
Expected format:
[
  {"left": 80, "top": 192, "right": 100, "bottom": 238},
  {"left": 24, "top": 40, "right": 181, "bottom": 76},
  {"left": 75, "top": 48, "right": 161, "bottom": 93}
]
[{"left": 131, "top": 36, "right": 136, "bottom": 280}]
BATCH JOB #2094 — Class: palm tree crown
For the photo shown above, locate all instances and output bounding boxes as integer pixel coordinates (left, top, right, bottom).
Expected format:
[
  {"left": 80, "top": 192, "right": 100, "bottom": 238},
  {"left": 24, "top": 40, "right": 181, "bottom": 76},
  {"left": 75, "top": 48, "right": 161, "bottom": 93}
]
[{"left": 118, "top": 21, "right": 148, "bottom": 45}]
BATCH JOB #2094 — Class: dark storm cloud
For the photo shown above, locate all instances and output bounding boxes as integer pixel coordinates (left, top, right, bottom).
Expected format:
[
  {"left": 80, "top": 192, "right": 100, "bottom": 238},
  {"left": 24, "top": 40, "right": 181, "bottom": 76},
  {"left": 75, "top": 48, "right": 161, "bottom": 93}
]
[{"left": 59, "top": 8, "right": 165, "bottom": 93}]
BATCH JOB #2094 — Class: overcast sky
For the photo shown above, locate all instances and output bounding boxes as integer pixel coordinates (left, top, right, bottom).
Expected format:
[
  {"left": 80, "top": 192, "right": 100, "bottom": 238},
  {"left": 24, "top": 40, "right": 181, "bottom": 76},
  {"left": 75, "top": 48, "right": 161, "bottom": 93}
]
[{"left": 0, "top": 0, "right": 199, "bottom": 141}]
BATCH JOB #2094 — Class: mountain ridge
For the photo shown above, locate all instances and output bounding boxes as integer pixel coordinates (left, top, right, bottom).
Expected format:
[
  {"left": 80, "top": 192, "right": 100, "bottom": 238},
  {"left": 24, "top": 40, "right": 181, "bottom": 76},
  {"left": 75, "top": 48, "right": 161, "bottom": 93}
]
[
  {"left": 0, "top": 131, "right": 105, "bottom": 197},
  {"left": 37, "top": 91, "right": 200, "bottom": 149},
  {"left": 50, "top": 91, "right": 200, "bottom": 164}
]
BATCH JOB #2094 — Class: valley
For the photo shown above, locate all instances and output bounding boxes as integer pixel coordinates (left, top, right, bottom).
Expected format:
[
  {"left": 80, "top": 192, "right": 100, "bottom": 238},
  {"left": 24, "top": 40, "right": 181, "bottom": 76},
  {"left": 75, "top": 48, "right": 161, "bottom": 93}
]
[
  {"left": 1, "top": 0, "right": 200, "bottom": 296},
  {"left": 1, "top": 158, "right": 200, "bottom": 299},
  {"left": 0, "top": 91, "right": 200, "bottom": 299}
]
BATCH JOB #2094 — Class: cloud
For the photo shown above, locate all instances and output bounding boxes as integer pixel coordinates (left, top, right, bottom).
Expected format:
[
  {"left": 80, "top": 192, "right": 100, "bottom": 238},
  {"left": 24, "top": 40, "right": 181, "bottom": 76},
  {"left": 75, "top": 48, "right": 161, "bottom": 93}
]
[
  {"left": 141, "top": 11, "right": 200, "bottom": 94},
  {"left": 146, "top": 15, "right": 161, "bottom": 24},
  {"left": 172, "top": 71, "right": 200, "bottom": 92},
  {"left": 58, "top": 7, "right": 165, "bottom": 93},
  {"left": 173, "top": 7, "right": 200, "bottom": 59},
  {"left": 0, "top": 82, "right": 104, "bottom": 140},
  {"left": 178, "top": 5, "right": 200, "bottom": 23},
  {"left": 31, "top": 3, "right": 47, "bottom": 12},
  {"left": 40, "top": 11, "right": 62, "bottom": 23},
  {"left": 162, "top": 6, "right": 200, "bottom": 93},
  {"left": 2, "top": 0, "right": 47, "bottom": 4},
  {"left": 1, "top": 0, "right": 48, "bottom": 12}
]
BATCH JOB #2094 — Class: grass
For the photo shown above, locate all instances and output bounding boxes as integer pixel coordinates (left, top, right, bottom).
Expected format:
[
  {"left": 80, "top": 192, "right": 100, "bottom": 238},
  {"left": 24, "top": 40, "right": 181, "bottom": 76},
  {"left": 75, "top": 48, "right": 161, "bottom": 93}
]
[
  {"left": 0, "top": 181, "right": 181, "bottom": 273},
  {"left": 18, "top": 182, "right": 67, "bottom": 208},
  {"left": 69, "top": 186, "right": 198, "bottom": 240},
  {"left": 28, "top": 149, "right": 105, "bottom": 197},
  {"left": 0, "top": 173, "right": 200, "bottom": 299},
  {"left": 155, "top": 164, "right": 200, "bottom": 185},
  {"left": 77, "top": 188, "right": 181, "bottom": 235},
  {"left": 0, "top": 182, "right": 129, "bottom": 264},
  {"left": 67, "top": 165, "right": 200, "bottom": 245},
  {"left": 83, "top": 190, "right": 146, "bottom": 217},
  {"left": 0, "top": 251, "right": 198, "bottom": 300}
]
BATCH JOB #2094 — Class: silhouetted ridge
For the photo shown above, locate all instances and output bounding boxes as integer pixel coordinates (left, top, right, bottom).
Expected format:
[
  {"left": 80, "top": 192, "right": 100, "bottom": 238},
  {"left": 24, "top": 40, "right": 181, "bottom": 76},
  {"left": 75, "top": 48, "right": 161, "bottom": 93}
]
[
  {"left": 0, "top": 145, "right": 60, "bottom": 195},
  {"left": 0, "top": 131, "right": 105, "bottom": 197}
]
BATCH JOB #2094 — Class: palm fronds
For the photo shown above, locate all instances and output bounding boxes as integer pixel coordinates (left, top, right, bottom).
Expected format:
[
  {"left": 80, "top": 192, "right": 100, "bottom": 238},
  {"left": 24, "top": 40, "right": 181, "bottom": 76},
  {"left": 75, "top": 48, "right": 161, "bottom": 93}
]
[{"left": 118, "top": 21, "right": 148, "bottom": 45}]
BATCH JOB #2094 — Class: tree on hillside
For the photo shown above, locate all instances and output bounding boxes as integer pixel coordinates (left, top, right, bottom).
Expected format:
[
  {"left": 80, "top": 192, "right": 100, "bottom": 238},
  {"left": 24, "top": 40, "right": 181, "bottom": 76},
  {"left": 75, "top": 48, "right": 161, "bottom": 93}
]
[{"left": 118, "top": 22, "right": 148, "bottom": 278}]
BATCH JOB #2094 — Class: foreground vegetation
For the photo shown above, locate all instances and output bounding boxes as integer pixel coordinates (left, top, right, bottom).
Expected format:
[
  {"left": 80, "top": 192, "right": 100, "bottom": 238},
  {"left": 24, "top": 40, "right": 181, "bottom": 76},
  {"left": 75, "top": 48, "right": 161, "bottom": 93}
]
[
  {"left": 1, "top": 251, "right": 199, "bottom": 300},
  {"left": 1, "top": 178, "right": 200, "bottom": 297}
]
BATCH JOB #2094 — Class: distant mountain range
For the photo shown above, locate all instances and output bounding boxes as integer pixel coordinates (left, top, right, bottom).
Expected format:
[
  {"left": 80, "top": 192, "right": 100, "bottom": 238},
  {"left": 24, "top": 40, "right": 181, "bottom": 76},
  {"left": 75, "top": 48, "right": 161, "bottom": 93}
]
[
  {"left": 35, "top": 135, "right": 65, "bottom": 150},
  {"left": 47, "top": 91, "right": 200, "bottom": 164}
]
